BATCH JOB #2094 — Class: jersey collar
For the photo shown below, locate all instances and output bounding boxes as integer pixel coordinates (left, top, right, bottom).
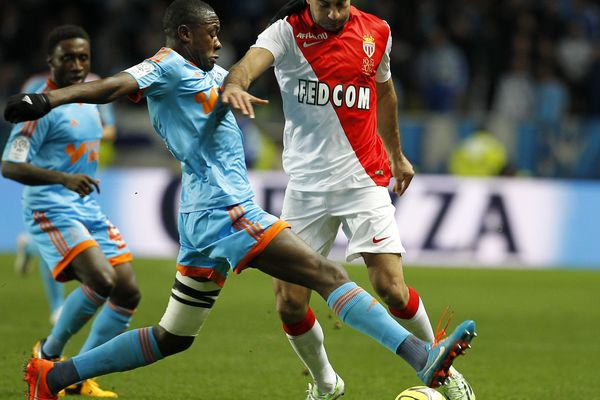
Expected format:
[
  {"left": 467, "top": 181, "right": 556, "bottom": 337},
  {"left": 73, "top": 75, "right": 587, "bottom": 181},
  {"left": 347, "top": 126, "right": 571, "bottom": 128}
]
[
  {"left": 301, "top": 5, "right": 356, "bottom": 33},
  {"left": 45, "top": 79, "right": 59, "bottom": 91}
]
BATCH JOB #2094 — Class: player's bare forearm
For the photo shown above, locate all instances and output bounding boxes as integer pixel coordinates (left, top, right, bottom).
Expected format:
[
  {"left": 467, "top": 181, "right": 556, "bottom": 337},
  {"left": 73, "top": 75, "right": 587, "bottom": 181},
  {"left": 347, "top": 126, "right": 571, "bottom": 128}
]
[
  {"left": 1, "top": 161, "right": 99, "bottom": 196},
  {"left": 225, "top": 47, "right": 274, "bottom": 90},
  {"left": 376, "top": 78, "right": 403, "bottom": 160},
  {"left": 376, "top": 78, "right": 414, "bottom": 195},
  {"left": 222, "top": 48, "right": 272, "bottom": 118},
  {"left": 1, "top": 161, "right": 67, "bottom": 186},
  {"left": 47, "top": 73, "right": 139, "bottom": 107}
]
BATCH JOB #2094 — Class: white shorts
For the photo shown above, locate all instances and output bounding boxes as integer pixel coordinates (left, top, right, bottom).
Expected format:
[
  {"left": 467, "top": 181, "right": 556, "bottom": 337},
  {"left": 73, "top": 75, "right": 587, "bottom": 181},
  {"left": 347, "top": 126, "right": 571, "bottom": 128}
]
[{"left": 281, "top": 186, "right": 405, "bottom": 262}]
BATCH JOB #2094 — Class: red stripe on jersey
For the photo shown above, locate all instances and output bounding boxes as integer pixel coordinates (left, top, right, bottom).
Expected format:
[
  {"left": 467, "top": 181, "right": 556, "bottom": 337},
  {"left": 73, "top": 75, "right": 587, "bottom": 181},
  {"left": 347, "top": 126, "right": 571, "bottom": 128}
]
[{"left": 288, "top": 7, "right": 392, "bottom": 186}]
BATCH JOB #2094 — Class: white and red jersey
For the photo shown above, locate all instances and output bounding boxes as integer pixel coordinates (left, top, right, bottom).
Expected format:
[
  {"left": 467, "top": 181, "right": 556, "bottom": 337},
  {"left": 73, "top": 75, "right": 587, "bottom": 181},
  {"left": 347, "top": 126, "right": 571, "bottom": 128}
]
[{"left": 253, "top": 6, "right": 393, "bottom": 191}]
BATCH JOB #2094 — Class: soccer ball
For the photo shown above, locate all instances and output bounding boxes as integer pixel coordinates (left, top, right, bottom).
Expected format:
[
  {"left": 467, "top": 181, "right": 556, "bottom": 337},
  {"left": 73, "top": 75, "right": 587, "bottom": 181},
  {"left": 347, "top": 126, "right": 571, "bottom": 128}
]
[{"left": 395, "top": 386, "right": 446, "bottom": 400}]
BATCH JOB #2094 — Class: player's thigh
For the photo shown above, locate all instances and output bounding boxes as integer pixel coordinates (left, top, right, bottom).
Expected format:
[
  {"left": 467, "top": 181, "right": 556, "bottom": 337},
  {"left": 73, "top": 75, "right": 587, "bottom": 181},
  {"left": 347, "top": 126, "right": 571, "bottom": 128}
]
[
  {"left": 253, "top": 228, "right": 348, "bottom": 295},
  {"left": 176, "top": 200, "right": 287, "bottom": 284},
  {"left": 70, "top": 246, "right": 115, "bottom": 290},
  {"left": 281, "top": 188, "right": 340, "bottom": 256},
  {"left": 87, "top": 215, "right": 133, "bottom": 270},
  {"left": 334, "top": 186, "right": 405, "bottom": 262}
]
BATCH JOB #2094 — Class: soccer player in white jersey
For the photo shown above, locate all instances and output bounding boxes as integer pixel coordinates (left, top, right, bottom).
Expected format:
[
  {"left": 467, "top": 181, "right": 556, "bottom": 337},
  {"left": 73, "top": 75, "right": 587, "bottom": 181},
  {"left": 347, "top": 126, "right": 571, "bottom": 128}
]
[
  {"left": 2, "top": 25, "right": 139, "bottom": 397},
  {"left": 5, "top": 2, "right": 476, "bottom": 399},
  {"left": 222, "top": 1, "right": 475, "bottom": 399}
]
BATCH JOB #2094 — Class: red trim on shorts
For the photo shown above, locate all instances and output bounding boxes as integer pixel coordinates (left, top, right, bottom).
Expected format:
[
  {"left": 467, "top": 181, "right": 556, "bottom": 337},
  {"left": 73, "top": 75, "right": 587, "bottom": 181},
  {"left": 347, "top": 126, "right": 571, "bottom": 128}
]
[
  {"left": 389, "top": 287, "right": 420, "bottom": 319},
  {"left": 283, "top": 307, "right": 316, "bottom": 336},
  {"left": 109, "top": 252, "right": 133, "bottom": 267},
  {"left": 233, "top": 220, "right": 291, "bottom": 274},
  {"left": 176, "top": 264, "right": 227, "bottom": 288},
  {"left": 53, "top": 240, "right": 98, "bottom": 282}
]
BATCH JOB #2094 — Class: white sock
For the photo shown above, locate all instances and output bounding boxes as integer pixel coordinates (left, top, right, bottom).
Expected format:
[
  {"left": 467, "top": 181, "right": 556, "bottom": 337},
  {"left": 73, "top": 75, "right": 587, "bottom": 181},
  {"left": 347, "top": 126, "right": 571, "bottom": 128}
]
[
  {"left": 286, "top": 319, "right": 337, "bottom": 393},
  {"left": 394, "top": 297, "right": 435, "bottom": 342}
]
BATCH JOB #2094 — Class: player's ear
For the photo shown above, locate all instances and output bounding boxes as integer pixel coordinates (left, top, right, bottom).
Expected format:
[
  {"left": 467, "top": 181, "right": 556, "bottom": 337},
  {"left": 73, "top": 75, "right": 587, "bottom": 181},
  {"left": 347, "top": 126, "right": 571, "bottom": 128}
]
[{"left": 177, "top": 24, "right": 192, "bottom": 43}]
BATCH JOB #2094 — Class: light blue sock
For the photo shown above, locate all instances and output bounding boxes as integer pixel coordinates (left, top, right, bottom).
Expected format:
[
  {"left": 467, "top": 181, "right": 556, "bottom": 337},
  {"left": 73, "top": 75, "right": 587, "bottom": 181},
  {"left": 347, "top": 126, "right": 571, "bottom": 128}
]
[
  {"left": 43, "top": 285, "right": 106, "bottom": 357},
  {"left": 79, "top": 302, "right": 135, "bottom": 354},
  {"left": 326, "top": 282, "right": 410, "bottom": 353},
  {"left": 73, "top": 327, "right": 163, "bottom": 380},
  {"left": 38, "top": 260, "right": 64, "bottom": 315}
]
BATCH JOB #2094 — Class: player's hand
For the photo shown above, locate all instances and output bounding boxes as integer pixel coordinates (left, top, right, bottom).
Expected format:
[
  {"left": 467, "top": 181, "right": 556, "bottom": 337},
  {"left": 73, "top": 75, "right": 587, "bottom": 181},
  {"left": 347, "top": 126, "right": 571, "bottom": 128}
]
[
  {"left": 390, "top": 153, "right": 414, "bottom": 196},
  {"left": 221, "top": 84, "right": 268, "bottom": 119},
  {"left": 62, "top": 173, "right": 100, "bottom": 197},
  {"left": 3, "top": 93, "right": 51, "bottom": 123}
]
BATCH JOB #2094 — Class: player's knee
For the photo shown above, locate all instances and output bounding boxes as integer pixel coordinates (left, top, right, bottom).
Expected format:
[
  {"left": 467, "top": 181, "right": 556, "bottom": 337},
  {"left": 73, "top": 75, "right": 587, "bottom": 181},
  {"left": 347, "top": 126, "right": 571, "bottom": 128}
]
[
  {"left": 87, "top": 268, "right": 118, "bottom": 298},
  {"left": 152, "top": 325, "right": 195, "bottom": 357},
  {"left": 111, "top": 280, "right": 142, "bottom": 309}
]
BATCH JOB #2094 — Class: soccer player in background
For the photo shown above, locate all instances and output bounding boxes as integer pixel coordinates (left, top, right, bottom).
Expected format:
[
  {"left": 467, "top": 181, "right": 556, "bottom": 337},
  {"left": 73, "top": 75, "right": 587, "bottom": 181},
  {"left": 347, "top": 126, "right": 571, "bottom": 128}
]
[
  {"left": 4, "top": 2, "right": 476, "bottom": 399},
  {"left": 1, "top": 24, "right": 140, "bottom": 398},
  {"left": 14, "top": 72, "right": 118, "bottom": 327},
  {"left": 221, "top": 1, "right": 475, "bottom": 399}
]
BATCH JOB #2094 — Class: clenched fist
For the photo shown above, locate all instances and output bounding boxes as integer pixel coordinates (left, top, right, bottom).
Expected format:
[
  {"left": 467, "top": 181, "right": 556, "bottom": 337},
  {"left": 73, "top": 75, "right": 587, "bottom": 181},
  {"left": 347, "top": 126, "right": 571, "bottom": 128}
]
[{"left": 4, "top": 93, "right": 51, "bottom": 123}]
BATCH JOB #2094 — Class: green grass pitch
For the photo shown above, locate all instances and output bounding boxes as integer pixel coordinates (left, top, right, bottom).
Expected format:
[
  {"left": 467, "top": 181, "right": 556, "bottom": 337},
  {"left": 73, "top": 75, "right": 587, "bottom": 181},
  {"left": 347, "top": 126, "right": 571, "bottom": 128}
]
[{"left": 0, "top": 253, "right": 599, "bottom": 399}]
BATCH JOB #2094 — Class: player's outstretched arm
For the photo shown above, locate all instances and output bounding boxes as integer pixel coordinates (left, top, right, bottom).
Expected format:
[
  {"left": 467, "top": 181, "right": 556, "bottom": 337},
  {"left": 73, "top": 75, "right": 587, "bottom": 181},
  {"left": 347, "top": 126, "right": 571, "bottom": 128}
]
[
  {"left": 375, "top": 78, "right": 414, "bottom": 195},
  {"left": 222, "top": 47, "right": 272, "bottom": 119},
  {"left": 3, "top": 72, "right": 139, "bottom": 123}
]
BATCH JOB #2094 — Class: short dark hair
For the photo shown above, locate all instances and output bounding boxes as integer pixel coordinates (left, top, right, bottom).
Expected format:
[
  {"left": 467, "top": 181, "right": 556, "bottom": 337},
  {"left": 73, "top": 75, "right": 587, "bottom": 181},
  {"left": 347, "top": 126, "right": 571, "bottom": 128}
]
[
  {"left": 269, "top": 0, "right": 306, "bottom": 25},
  {"left": 163, "top": 0, "right": 215, "bottom": 38},
  {"left": 47, "top": 25, "right": 90, "bottom": 55}
]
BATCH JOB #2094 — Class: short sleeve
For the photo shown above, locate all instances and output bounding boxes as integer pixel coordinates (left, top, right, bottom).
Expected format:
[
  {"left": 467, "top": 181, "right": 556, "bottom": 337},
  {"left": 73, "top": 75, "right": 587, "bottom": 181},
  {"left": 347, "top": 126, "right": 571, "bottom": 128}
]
[
  {"left": 375, "top": 29, "right": 392, "bottom": 83},
  {"left": 2, "top": 116, "right": 51, "bottom": 163},
  {"left": 98, "top": 103, "right": 115, "bottom": 126},
  {"left": 123, "top": 48, "right": 178, "bottom": 101},
  {"left": 251, "top": 19, "right": 291, "bottom": 65}
]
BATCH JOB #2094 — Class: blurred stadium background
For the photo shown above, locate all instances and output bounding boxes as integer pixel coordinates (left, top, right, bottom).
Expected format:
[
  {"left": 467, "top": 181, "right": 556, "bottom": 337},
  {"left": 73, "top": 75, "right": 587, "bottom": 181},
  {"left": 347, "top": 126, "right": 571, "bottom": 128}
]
[{"left": 1, "top": 0, "right": 600, "bottom": 268}]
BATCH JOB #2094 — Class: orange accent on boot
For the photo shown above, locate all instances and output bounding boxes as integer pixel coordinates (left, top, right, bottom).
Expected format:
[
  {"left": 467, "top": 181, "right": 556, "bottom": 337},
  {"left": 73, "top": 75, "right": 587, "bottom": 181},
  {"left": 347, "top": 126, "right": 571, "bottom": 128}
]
[{"left": 24, "top": 358, "right": 58, "bottom": 400}]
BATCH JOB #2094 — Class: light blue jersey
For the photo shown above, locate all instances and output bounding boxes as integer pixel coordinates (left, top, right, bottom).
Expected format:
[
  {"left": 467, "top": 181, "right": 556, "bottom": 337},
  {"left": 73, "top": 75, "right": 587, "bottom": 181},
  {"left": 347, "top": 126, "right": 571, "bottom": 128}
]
[
  {"left": 2, "top": 79, "right": 131, "bottom": 279},
  {"left": 2, "top": 79, "right": 103, "bottom": 212},
  {"left": 125, "top": 48, "right": 254, "bottom": 212}
]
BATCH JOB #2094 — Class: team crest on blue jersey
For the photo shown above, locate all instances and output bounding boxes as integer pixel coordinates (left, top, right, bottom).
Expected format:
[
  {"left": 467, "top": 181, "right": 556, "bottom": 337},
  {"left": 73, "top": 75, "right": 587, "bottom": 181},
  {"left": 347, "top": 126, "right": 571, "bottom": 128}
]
[
  {"left": 208, "top": 69, "right": 224, "bottom": 84},
  {"left": 362, "top": 34, "right": 375, "bottom": 58}
]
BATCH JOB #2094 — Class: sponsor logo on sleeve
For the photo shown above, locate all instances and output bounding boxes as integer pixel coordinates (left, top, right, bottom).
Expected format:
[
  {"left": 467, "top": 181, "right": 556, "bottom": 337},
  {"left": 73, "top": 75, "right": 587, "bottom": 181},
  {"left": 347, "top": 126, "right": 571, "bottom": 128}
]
[{"left": 124, "top": 61, "right": 155, "bottom": 80}]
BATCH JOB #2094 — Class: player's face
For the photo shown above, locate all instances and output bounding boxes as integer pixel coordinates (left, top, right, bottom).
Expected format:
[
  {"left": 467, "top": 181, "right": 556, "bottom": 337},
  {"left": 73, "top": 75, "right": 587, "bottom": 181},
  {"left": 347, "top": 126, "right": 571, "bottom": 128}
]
[
  {"left": 190, "top": 13, "right": 222, "bottom": 71},
  {"left": 307, "top": 0, "right": 351, "bottom": 32},
  {"left": 48, "top": 38, "right": 91, "bottom": 88}
]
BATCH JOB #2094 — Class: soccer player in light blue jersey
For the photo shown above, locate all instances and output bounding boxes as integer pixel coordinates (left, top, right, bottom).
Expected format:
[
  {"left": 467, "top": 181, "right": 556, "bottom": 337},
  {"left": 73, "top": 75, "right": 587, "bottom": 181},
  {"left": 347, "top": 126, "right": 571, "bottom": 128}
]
[
  {"left": 4, "top": 2, "right": 477, "bottom": 399},
  {"left": 14, "top": 72, "right": 118, "bottom": 327},
  {"left": 2, "top": 25, "right": 139, "bottom": 398}
]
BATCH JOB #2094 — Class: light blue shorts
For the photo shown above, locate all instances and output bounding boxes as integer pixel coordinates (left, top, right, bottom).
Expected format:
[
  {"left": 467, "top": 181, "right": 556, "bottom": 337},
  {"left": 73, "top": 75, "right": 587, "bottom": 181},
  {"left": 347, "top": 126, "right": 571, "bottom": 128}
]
[
  {"left": 23, "top": 205, "right": 132, "bottom": 282},
  {"left": 176, "top": 199, "right": 289, "bottom": 287}
]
